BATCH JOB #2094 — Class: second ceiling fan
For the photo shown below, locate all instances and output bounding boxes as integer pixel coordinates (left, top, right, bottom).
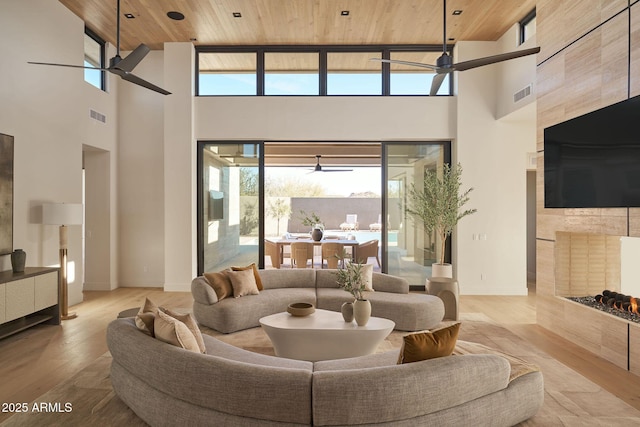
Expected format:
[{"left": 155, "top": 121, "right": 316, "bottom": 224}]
[
  {"left": 309, "top": 155, "right": 353, "bottom": 173},
  {"left": 372, "top": 0, "right": 540, "bottom": 96}
]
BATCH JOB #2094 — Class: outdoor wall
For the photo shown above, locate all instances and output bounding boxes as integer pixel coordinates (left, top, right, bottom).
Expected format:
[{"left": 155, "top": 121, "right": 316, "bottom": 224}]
[
  {"left": 288, "top": 198, "right": 381, "bottom": 233},
  {"left": 0, "top": 0, "right": 119, "bottom": 304}
]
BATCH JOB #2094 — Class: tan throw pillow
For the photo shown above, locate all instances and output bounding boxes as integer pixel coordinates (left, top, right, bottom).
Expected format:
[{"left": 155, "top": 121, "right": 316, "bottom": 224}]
[
  {"left": 362, "top": 263, "right": 374, "bottom": 292},
  {"left": 231, "top": 263, "right": 263, "bottom": 291},
  {"left": 135, "top": 297, "right": 159, "bottom": 336},
  {"left": 227, "top": 268, "right": 260, "bottom": 298},
  {"left": 160, "top": 307, "right": 207, "bottom": 354},
  {"left": 154, "top": 310, "right": 201, "bottom": 353},
  {"left": 397, "top": 322, "right": 461, "bottom": 364},
  {"left": 203, "top": 270, "right": 234, "bottom": 301}
]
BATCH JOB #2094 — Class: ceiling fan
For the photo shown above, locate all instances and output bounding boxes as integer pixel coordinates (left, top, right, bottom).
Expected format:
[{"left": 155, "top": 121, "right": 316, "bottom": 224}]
[
  {"left": 372, "top": 0, "right": 540, "bottom": 96},
  {"left": 309, "top": 155, "right": 353, "bottom": 173},
  {"left": 28, "top": 0, "right": 170, "bottom": 95}
]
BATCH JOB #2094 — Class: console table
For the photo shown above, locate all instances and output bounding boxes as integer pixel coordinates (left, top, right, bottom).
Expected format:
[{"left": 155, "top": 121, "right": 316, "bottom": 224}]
[{"left": 0, "top": 267, "right": 60, "bottom": 339}]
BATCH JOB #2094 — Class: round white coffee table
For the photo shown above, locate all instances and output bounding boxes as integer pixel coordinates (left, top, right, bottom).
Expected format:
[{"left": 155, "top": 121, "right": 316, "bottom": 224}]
[{"left": 259, "top": 309, "right": 395, "bottom": 361}]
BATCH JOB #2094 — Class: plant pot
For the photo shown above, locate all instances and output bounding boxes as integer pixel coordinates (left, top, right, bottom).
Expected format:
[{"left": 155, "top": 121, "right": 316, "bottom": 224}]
[
  {"left": 432, "top": 263, "right": 452, "bottom": 278},
  {"left": 11, "top": 249, "right": 26, "bottom": 273},
  {"left": 311, "top": 228, "right": 323, "bottom": 241},
  {"left": 341, "top": 301, "right": 354, "bottom": 322},
  {"left": 353, "top": 299, "right": 371, "bottom": 326}
]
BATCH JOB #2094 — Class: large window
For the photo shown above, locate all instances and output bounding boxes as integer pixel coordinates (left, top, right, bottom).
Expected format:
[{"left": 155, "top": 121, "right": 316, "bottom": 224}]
[
  {"left": 265, "top": 52, "right": 319, "bottom": 95},
  {"left": 327, "top": 52, "right": 381, "bottom": 95},
  {"left": 199, "top": 52, "right": 257, "bottom": 95},
  {"left": 389, "top": 51, "right": 449, "bottom": 95},
  {"left": 196, "top": 46, "right": 452, "bottom": 96},
  {"left": 84, "top": 28, "right": 105, "bottom": 90}
]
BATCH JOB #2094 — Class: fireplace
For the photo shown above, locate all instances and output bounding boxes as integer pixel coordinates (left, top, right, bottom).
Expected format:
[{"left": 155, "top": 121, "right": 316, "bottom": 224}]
[{"left": 547, "top": 231, "right": 640, "bottom": 375}]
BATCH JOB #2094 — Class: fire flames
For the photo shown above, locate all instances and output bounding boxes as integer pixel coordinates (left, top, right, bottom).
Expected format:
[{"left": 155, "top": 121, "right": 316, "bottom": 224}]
[{"left": 595, "top": 291, "right": 640, "bottom": 315}]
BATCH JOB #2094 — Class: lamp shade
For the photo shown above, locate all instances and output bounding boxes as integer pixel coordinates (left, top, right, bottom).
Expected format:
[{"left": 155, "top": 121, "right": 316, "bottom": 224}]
[{"left": 42, "top": 203, "right": 83, "bottom": 225}]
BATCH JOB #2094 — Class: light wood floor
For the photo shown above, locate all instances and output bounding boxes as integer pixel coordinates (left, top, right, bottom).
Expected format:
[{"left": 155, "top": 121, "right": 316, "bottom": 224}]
[{"left": 0, "top": 287, "right": 639, "bottom": 424}]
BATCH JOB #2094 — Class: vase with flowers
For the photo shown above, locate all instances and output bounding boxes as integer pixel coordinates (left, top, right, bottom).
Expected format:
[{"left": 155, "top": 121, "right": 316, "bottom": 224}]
[
  {"left": 335, "top": 261, "right": 370, "bottom": 326},
  {"left": 298, "top": 210, "right": 324, "bottom": 241}
]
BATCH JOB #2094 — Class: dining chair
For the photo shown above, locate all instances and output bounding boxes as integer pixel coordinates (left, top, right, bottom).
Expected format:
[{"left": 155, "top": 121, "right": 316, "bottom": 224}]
[
  {"left": 290, "top": 242, "right": 314, "bottom": 268},
  {"left": 321, "top": 242, "right": 344, "bottom": 269},
  {"left": 264, "top": 239, "right": 283, "bottom": 268},
  {"left": 355, "top": 239, "right": 381, "bottom": 267}
]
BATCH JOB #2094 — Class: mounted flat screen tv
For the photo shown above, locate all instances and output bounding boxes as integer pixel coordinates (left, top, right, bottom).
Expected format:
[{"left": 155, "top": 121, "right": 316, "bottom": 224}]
[{"left": 544, "top": 95, "right": 640, "bottom": 208}]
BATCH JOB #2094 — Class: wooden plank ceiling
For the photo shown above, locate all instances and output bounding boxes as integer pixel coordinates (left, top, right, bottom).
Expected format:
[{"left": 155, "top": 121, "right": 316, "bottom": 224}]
[{"left": 60, "top": 0, "right": 536, "bottom": 51}]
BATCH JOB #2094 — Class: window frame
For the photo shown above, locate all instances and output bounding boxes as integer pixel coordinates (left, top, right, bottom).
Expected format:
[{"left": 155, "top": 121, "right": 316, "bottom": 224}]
[
  {"left": 84, "top": 27, "right": 106, "bottom": 91},
  {"left": 195, "top": 45, "right": 453, "bottom": 97},
  {"left": 519, "top": 8, "right": 536, "bottom": 45}
]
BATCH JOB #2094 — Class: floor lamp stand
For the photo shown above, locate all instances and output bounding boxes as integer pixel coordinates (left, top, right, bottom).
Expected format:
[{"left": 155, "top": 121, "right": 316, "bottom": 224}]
[{"left": 59, "top": 225, "right": 77, "bottom": 320}]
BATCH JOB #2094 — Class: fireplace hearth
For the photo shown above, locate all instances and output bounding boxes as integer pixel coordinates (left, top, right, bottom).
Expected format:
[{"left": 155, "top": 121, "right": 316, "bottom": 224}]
[{"left": 568, "top": 291, "right": 640, "bottom": 325}]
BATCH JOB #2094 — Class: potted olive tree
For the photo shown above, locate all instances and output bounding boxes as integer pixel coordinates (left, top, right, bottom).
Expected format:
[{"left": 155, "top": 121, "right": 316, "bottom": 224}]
[{"left": 405, "top": 162, "right": 476, "bottom": 278}]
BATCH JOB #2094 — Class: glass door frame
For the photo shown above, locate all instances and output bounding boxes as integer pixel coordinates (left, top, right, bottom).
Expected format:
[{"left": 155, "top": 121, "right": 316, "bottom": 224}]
[
  {"left": 197, "top": 141, "right": 265, "bottom": 275},
  {"left": 381, "top": 141, "right": 451, "bottom": 287}
]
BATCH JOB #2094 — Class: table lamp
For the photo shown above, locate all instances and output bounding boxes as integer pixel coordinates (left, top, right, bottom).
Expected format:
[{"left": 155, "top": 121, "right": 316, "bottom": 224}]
[{"left": 43, "top": 203, "right": 83, "bottom": 320}]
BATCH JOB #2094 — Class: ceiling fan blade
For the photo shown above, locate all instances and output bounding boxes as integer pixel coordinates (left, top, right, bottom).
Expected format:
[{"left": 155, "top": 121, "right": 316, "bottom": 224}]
[
  {"left": 114, "top": 44, "right": 151, "bottom": 73},
  {"left": 28, "top": 61, "right": 109, "bottom": 71},
  {"left": 370, "top": 58, "right": 439, "bottom": 72},
  {"left": 119, "top": 72, "right": 171, "bottom": 95},
  {"left": 452, "top": 46, "right": 540, "bottom": 72},
  {"left": 429, "top": 73, "right": 448, "bottom": 96}
]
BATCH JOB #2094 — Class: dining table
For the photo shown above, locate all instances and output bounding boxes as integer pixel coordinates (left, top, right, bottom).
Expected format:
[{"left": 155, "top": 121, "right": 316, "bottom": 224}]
[{"left": 265, "top": 238, "right": 359, "bottom": 269}]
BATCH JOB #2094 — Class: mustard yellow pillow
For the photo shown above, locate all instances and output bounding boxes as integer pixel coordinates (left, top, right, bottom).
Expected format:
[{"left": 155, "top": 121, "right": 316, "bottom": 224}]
[
  {"left": 397, "top": 322, "right": 461, "bottom": 364},
  {"left": 231, "top": 263, "right": 263, "bottom": 290},
  {"left": 135, "top": 297, "right": 159, "bottom": 336},
  {"left": 161, "top": 308, "right": 206, "bottom": 354},
  {"left": 203, "top": 270, "right": 233, "bottom": 300},
  {"left": 227, "top": 268, "right": 260, "bottom": 298},
  {"left": 154, "top": 310, "right": 201, "bottom": 353}
]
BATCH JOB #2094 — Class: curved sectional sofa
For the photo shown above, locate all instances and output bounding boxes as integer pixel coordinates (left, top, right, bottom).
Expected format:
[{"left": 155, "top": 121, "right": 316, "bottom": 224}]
[
  {"left": 107, "top": 317, "right": 544, "bottom": 426},
  {"left": 191, "top": 268, "right": 445, "bottom": 333}
]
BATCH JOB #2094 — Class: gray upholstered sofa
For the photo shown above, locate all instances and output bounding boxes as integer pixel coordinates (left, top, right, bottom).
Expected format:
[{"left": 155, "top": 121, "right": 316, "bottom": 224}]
[
  {"left": 191, "top": 269, "right": 445, "bottom": 333},
  {"left": 107, "top": 317, "right": 544, "bottom": 426}
]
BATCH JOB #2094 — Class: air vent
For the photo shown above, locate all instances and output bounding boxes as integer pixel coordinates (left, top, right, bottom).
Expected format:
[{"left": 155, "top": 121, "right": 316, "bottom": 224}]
[
  {"left": 527, "top": 152, "right": 537, "bottom": 170},
  {"left": 90, "top": 109, "right": 106, "bottom": 124},
  {"left": 514, "top": 84, "right": 532, "bottom": 103}
]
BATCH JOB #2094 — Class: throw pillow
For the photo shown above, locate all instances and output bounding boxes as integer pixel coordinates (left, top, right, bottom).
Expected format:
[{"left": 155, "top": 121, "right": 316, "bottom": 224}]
[
  {"left": 227, "top": 268, "right": 260, "bottom": 298},
  {"left": 362, "top": 263, "right": 374, "bottom": 292},
  {"left": 203, "top": 270, "right": 233, "bottom": 301},
  {"left": 397, "top": 322, "right": 461, "bottom": 364},
  {"left": 135, "top": 297, "right": 159, "bottom": 336},
  {"left": 160, "top": 308, "right": 207, "bottom": 354},
  {"left": 231, "top": 263, "right": 263, "bottom": 290},
  {"left": 154, "top": 310, "right": 201, "bottom": 353}
]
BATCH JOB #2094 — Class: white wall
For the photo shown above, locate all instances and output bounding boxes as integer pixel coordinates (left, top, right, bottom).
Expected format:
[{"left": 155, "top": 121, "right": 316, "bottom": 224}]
[
  {"left": 455, "top": 40, "right": 536, "bottom": 295},
  {"left": 117, "top": 50, "right": 167, "bottom": 287},
  {"left": 0, "top": 0, "right": 118, "bottom": 305}
]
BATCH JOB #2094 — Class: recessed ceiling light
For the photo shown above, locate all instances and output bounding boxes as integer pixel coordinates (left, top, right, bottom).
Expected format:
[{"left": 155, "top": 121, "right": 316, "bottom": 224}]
[
  {"left": 341, "top": 10, "right": 350, "bottom": 16},
  {"left": 452, "top": 10, "right": 463, "bottom": 15},
  {"left": 448, "top": 37, "right": 455, "bottom": 41},
  {"left": 233, "top": 12, "right": 242, "bottom": 18},
  {"left": 167, "top": 11, "right": 185, "bottom": 20},
  {"left": 190, "top": 38, "right": 197, "bottom": 42},
  {"left": 124, "top": 13, "right": 135, "bottom": 19}
]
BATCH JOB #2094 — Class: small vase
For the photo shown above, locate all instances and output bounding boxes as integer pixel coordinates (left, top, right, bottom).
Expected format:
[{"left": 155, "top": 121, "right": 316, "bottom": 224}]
[
  {"left": 311, "top": 227, "right": 323, "bottom": 242},
  {"left": 341, "top": 301, "right": 354, "bottom": 322},
  {"left": 11, "top": 249, "right": 26, "bottom": 273},
  {"left": 353, "top": 299, "right": 371, "bottom": 326}
]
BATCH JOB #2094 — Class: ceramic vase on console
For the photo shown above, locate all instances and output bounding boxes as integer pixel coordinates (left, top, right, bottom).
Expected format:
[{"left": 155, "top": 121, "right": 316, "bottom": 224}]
[
  {"left": 11, "top": 249, "right": 26, "bottom": 273},
  {"left": 353, "top": 299, "right": 371, "bottom": 326},
  {"left": 341, "top": 301, "right": 354, "bottom": 322}
]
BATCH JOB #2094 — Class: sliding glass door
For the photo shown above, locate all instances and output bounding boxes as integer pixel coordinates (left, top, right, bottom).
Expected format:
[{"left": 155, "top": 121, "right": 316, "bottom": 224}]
[
  {"left": 198, "top": 142, "right": 263, "bottom": 274},
  {"left": 382, "top": 142, "right": 450, "bottom": 288}
]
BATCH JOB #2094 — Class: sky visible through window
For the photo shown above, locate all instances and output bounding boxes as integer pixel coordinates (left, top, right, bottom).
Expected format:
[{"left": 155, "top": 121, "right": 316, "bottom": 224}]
[{"left": 200, "top": 73, "right": 449, "bottom": 95}]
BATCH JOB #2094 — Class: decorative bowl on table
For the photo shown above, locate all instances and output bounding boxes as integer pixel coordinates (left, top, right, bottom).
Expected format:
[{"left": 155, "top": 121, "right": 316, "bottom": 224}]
[{"left": 287, "top": 302, "right": 315, "bottom": 317}]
